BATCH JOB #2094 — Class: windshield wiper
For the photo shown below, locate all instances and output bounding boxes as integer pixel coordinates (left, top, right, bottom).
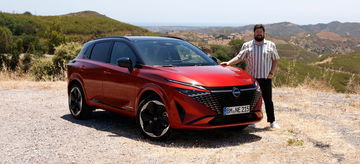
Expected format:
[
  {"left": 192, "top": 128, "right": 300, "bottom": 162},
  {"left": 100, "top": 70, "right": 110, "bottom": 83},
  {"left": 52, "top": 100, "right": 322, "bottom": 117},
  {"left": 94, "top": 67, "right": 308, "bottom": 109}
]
[{"left": 161, "top": 65, "right": 173, "bottom": 67}]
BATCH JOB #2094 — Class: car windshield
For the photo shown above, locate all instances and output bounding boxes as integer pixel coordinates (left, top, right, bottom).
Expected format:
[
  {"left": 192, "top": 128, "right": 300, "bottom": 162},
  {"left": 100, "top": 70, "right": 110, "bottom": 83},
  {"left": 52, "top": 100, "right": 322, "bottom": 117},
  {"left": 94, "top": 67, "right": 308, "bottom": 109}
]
[{"left": 133, "top": 40, "right": 217, "bottom": 66}]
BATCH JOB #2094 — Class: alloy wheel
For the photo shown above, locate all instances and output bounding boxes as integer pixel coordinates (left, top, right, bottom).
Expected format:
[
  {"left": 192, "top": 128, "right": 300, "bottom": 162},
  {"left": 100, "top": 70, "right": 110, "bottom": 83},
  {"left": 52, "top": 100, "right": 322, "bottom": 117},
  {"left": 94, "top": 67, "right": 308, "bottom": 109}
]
[
  {"left": 69, "top": 87, "right": 83, "bottom": 116},
  {"left": 139, "top": 100, "right": 170, "bottom": 138}
]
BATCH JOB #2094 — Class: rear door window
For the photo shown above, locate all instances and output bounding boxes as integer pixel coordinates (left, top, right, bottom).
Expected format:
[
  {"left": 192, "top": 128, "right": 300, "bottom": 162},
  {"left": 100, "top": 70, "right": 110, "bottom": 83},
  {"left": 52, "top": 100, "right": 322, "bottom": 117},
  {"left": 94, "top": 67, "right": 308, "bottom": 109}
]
[{"left": 90, "top": 42, "right": 113, "bottom": 63}]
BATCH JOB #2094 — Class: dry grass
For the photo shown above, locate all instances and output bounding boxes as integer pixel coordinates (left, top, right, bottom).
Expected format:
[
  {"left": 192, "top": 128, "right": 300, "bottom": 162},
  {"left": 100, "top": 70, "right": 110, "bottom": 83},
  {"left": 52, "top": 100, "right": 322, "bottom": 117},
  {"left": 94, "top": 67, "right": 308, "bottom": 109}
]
[
  {"left": 272, "top": 86, "right": 360, "bottom": 163},
  {"left": 0, "top": 71, "right": 32, "bottom": 81},
  {"left": 0, "top": 80, "right": 66, "bottom": 91},
  {"left": 297, "top": 77, "right": 336, "bottom": 93},
  {"left": 353, "top": 84, "right": 360, "bottom": 94},
  {"left": 287, "top": 138, "right": 304, "bottom": 146},
  {"left": 0, "top": 71, "right": 66, "bottom": 91}
]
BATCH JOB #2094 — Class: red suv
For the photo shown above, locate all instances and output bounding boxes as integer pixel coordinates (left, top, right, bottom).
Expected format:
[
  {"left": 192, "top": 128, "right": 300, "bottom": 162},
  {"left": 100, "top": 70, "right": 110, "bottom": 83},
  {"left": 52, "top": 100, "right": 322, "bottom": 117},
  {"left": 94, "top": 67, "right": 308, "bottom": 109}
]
[{"left": 67, "top": 36, "right": 263, "bottom": 140}]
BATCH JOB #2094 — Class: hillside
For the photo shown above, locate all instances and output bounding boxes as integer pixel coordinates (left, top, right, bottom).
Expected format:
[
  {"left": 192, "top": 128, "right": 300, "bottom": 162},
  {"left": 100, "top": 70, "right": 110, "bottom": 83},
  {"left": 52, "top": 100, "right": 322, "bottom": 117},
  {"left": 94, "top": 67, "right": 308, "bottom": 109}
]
[
  {"left": 316, "top": 52, "right": 360, "bottom": 74},
  {"left": 0, "top": 11, "right": 156, "bottom": 54},
  {"left": 146, "top": 21, "right": 360, "bottom": 38},
  {"left": 145, "top": 21, "right": 360, "bottom": 55},
  {"left": 286, "top": 32, "right": 360, "bottom": 54}
]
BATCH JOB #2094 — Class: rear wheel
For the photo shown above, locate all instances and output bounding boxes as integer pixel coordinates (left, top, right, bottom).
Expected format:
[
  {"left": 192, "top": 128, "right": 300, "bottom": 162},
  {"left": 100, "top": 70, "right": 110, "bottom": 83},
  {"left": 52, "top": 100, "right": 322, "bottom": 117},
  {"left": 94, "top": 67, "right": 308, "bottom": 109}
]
[
  {"left": 68, "top": 83, "right": 93, "bottom": 119},
  {"left": 136, "top": 96, "right": 171, "bottom": 140}
]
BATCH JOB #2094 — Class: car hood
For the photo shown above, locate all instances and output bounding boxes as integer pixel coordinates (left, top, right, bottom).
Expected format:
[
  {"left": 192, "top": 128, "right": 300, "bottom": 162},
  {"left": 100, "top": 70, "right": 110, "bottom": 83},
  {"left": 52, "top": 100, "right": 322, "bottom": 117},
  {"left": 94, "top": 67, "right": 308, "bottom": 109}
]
[{"left": 148, "top": 65, "right": 254, "bottom": 87}]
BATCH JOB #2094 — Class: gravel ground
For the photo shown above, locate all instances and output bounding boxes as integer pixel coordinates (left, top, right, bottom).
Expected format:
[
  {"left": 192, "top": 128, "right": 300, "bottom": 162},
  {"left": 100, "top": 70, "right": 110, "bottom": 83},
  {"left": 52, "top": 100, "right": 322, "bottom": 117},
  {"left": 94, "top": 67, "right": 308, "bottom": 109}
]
[{"left": 0, "top": 82, "right": 359, "bottom": 163}]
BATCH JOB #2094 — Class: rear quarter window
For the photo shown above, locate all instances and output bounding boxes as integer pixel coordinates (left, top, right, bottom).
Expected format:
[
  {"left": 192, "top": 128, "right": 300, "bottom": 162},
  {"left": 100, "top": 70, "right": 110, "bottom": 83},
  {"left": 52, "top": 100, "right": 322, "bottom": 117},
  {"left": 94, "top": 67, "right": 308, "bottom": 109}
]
[{"left": 83, "top": 44, "right": 94, "bottom": 58}]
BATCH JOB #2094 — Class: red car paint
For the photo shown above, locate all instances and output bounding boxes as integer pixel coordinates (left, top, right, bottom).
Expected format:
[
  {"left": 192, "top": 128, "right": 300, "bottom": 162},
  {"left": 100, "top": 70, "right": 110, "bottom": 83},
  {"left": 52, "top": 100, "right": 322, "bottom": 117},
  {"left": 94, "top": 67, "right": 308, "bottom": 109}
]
[{"left": 67, "top": 36, "right": 262, "bottom": 138}]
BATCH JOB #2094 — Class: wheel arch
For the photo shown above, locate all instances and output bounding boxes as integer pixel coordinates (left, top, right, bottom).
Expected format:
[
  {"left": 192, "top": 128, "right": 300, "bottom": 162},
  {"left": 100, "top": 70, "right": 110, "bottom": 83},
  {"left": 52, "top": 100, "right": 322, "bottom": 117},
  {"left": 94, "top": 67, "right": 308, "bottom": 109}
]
[
  {"left": 135, "top": 84, "right": 169, "bottom": 114},
  {"left": 68, "top": 80, "right": 83, "bottom": 94}
]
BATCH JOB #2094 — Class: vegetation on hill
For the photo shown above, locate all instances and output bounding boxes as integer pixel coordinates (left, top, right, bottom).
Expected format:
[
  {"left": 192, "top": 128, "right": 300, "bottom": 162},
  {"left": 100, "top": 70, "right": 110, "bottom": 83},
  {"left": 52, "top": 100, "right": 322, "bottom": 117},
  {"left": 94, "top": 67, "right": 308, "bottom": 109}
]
[
  {"left": 276, "top": 44, "right": 318, "bottom": 63},
  {"left": 208, "top": 39, "right": 359, "bottom": 93},
  {"left": 317, "top": 52, "right": 360, "bottom": 74},
  {"left": 0, "top": 11, "right": 158, "bottom": 81},
  {"left": 150, "top": 22, "right": 360, "bottom": 55},
  {"left": 0, "top": 11, "right": 358, "bottom": 93},
  {"left": 0, "top": 11, "right": 155, "bottom": 54},
  {"left": 273, "top": 58, "right": 360, "bottom": 93}
]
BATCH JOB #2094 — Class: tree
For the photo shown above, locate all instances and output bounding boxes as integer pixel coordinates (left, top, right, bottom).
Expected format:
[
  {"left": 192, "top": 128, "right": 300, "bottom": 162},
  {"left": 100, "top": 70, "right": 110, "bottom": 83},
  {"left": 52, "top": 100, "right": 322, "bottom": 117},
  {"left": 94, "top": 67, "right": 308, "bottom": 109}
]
[
  {"left": 46, "top": 30, "right": 66, "bottom": 54},
  {"left": 228, "top": 39, "right": 247, "bottom": 69},
  {"left": 20, "top": 34, "right": 39, "bottom": 53},
  {"left": 23, "top": 11, "right": 32, "bottom": 15},
  {"left": 210, "top": 45, "right": 232, "bottom": 62},
  {"left": 53, "top": 42, "right": 82, "bottom": 72},
  {"left": 0, "top": 26, "right": 13, "bottom": 53},
  {"left": 228, "top": 39, "right": 245, "bottom": 57}
]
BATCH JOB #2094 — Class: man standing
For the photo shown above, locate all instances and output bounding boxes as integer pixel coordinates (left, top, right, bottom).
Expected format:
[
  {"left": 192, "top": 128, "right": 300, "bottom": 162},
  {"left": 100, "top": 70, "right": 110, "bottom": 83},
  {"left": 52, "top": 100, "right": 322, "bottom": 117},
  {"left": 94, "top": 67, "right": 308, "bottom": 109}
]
[{"left": 221, "top": 24, "right": 280, "bottom": 129}]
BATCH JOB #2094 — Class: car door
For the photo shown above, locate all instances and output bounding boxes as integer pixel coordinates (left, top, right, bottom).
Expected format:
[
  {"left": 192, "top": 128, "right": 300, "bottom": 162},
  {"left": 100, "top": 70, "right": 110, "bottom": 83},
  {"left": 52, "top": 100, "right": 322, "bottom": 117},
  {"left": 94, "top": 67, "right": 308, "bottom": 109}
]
[
  {"left": 81, "top": 41, "right": 113, "bottom": 105},
  {"left": 102, "top": 41, "right": 139, "bottom": 112}
]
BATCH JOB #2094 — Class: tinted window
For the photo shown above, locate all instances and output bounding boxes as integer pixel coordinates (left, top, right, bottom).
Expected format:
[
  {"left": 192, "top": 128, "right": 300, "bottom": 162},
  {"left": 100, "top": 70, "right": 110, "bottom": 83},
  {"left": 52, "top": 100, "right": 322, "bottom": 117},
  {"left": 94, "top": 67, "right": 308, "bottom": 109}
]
[
  {"left": 90, "top": 42, "right": 112, "bottom": 62},
  {"left": 83, "top": 44, "right": 94, "bottom": 58},
  {"left": 110, "top": 42, "right": 136, "bottom": 65},
  {"left": 133, "top": 40, "right": 217, "bottom": 66}
]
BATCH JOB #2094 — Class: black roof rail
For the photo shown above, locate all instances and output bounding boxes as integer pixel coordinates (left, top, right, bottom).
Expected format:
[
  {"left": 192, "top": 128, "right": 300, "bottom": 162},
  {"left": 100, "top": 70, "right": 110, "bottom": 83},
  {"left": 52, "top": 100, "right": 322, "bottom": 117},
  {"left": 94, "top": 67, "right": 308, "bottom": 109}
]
[
  {"left": 164, "top": 35, "right": 185, "bottom": 40},
  {"left": 97, "top": 36, "right": 131, "bottom": 41}
]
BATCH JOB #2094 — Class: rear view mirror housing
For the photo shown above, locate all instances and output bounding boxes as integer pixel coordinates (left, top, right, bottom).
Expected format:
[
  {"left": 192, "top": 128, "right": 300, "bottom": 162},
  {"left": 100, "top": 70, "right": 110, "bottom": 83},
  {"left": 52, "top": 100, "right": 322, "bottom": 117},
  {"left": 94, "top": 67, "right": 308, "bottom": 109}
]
[{"left": 117, "top": 57, "right": 133, "bottom": 72}]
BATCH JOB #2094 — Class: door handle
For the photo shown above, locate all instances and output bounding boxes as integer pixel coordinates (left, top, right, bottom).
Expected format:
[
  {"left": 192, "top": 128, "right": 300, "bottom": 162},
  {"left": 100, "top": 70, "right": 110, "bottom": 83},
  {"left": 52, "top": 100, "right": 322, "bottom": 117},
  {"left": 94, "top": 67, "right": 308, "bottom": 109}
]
[
  {"left": 103, "top": 71, "right": 111, "bottom": 75},
  {"left": 80, "top": 65, "right": 85, "bottom": 71}
]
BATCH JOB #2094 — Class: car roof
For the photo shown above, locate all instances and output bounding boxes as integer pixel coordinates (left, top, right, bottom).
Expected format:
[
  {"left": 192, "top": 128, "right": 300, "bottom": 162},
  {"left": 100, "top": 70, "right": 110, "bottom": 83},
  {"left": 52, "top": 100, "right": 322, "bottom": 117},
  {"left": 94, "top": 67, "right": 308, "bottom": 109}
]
[{"left": 93, "top": 36, "right": 183, "bottom": 43}]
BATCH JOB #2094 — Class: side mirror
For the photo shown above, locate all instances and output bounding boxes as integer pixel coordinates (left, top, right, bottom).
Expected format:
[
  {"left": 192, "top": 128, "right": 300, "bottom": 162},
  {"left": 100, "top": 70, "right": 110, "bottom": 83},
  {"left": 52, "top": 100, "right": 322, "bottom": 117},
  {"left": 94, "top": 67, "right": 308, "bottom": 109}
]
[
  {"left": 210, "top": 56, "right": 218, "bottom": 64},
  {"left": 117, "top": 57, "right": 133, "bottom": 72}
]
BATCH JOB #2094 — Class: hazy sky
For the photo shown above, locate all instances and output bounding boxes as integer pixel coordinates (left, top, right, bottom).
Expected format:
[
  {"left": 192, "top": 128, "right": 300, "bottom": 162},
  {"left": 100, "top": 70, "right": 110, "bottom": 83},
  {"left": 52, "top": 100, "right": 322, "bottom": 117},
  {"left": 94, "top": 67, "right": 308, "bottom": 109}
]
[{"left": 1, "top": 0, "right": 359, "bottom": 26}]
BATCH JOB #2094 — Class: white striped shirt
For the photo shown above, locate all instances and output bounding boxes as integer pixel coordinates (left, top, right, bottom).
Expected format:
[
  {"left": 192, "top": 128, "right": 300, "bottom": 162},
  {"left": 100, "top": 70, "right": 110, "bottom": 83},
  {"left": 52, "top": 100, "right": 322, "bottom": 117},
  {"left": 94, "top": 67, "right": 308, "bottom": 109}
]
[{"left": 237, "top": 39, "right": 280, "bottom": 79}]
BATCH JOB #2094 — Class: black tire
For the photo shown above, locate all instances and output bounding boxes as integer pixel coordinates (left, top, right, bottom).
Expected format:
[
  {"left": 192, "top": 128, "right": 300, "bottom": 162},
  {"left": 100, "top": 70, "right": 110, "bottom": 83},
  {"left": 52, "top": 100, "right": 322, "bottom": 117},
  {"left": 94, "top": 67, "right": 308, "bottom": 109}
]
[
  {"left": 136, "top": 96, "right": 172, "bottom": 141},
  {"left": 68, "top": 83, "right": 93, "bottom": 119}
]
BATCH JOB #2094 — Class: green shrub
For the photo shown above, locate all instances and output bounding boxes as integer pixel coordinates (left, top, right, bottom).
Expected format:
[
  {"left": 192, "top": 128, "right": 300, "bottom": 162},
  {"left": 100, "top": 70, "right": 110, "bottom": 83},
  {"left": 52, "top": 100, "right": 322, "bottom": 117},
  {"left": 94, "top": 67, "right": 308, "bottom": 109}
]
[
  {"left": 210, "top": 44, "right": 232, "bottom": 62},
  {"left": 52, "top": 42, "right": 82, "bottom": 72},
  {"left": 0, "top": 26, "right": 13, "bottom": 53},
  {"left": 228, "top": 39, "right": 245, "bottom": 56},
  {"left": 30, "top": 57, "right": 56, "bottom": 81},
  {"left": 4, "top": 53, "right": 20, "bottom": 72},
  {"left": 46, "top": 31, "right": 66, "bottom": 54},
  {"left": 0, "top": 54, "right": 6, "bottom": 70},
  {"left": 21, "top": 53, "right": 32, "bottom": 73}
]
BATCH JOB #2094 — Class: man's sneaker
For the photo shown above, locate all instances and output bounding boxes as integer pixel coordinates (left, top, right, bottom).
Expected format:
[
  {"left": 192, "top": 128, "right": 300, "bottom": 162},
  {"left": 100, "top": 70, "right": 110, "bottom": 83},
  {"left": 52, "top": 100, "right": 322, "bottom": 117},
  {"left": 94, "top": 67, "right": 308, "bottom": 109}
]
[
  {"left": 270, "top": 122, "right": 280, "bottom": 129},
  {"left": 248, "top": 124, "right": 256, "bottom": 128}
]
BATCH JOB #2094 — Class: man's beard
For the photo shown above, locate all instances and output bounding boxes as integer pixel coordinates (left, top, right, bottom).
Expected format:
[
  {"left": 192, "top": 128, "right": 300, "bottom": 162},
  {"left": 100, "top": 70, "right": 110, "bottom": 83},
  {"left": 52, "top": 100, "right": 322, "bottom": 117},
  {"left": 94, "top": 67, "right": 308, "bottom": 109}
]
[{"left": 254, "top": 35, "right": 264, "bottom": 42}]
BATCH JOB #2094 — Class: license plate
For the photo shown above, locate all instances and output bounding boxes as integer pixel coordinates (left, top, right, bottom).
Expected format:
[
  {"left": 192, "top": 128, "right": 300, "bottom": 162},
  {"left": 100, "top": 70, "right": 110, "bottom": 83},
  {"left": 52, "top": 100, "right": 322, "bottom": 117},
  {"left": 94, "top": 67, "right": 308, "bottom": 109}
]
[{"left": 223, "top": 105, "right": 250, "bottom": 116}]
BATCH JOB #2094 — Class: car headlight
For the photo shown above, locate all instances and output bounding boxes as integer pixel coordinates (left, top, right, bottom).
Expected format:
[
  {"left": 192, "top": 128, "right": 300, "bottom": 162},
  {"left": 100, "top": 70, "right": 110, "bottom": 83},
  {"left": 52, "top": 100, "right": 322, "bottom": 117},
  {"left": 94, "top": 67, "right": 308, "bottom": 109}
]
[
  {"left": 255, "top": 81, "right": 261, "bottom": 92},
  {"left": 175, "top": 88, "right": 210, "bottom": 97},
  {"left": 165, "top": 78, "right": 206, "bottom": 90}
]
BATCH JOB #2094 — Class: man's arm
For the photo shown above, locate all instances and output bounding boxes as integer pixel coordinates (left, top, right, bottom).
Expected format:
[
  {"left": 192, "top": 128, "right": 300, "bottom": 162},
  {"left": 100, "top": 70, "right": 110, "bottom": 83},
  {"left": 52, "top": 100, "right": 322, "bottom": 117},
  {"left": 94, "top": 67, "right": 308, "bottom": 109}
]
[
  {"left": 221, "top": 43, "right": 248, "bottom": 66},
  {"left": 220, "top": 56, "right": 243, "bottom": 66},
  {"left": 267, "top": 59, "right": 277, "bottom": 79}
]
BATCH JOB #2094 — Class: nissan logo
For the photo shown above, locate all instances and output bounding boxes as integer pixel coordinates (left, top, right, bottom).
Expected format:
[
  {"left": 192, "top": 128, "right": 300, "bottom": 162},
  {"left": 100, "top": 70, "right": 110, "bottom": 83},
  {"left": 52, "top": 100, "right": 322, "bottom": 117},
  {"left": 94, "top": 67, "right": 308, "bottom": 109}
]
[{"left": 232, "top": 87, "right": 241, "bottom": 97}]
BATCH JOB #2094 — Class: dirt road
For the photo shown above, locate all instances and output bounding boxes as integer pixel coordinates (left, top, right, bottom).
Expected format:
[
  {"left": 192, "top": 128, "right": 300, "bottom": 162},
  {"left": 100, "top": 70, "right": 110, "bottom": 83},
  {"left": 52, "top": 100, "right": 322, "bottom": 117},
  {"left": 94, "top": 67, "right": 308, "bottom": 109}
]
[{"left": 0, "top": 81, "right": 359, "bottom": 163}]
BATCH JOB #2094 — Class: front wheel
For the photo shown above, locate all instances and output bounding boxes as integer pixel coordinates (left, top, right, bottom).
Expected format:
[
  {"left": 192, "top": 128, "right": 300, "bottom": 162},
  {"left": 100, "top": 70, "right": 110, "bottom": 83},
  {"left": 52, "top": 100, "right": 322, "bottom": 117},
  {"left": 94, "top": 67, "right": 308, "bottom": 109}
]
[{"left": 136, "top": 96, "right": 172, "bottom": 140}]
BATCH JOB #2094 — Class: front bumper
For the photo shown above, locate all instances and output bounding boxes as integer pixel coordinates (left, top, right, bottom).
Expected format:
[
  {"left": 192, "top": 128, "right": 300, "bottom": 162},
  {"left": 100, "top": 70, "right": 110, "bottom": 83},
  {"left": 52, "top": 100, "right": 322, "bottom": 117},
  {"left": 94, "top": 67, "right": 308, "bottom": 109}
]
[{"left": 167, "top": 85, "right": 263, "bottom": 130}]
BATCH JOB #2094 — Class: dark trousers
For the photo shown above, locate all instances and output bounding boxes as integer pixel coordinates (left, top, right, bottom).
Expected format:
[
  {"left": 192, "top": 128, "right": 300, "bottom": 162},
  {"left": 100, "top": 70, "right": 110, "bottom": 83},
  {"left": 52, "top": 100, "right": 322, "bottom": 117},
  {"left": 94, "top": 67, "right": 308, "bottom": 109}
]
[{"left": 256, "top": 78, "right": 275, "bottom": 123}]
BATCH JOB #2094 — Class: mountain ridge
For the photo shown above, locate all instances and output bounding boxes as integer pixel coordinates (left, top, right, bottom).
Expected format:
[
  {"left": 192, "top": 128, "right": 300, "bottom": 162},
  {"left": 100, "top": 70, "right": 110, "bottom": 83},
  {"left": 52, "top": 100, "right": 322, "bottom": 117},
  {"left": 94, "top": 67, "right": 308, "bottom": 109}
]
[{"left": 144, "top": 21, "right": 360, "bottom": 38}]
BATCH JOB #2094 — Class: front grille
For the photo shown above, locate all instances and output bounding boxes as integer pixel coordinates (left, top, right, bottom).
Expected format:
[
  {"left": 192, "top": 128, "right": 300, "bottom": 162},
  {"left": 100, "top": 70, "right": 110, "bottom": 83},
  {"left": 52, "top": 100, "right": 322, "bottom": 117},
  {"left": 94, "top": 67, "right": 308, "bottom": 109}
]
[{"left": 191, "top": 86, "right": 261, "bottom": 114}]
